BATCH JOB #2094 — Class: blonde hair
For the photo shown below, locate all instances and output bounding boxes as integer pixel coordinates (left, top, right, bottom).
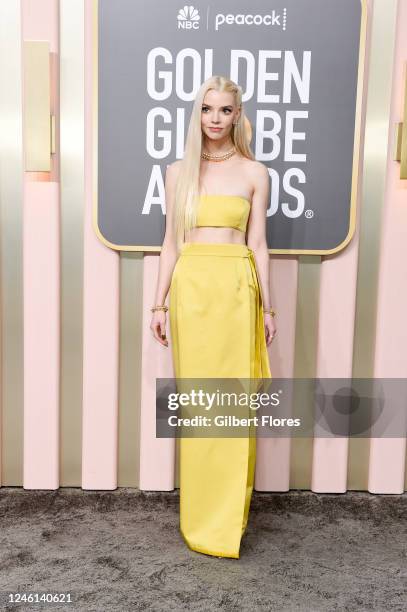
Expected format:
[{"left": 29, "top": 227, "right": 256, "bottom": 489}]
[{"left": 173, "top": 75, "right": 254, "bottom": 253}]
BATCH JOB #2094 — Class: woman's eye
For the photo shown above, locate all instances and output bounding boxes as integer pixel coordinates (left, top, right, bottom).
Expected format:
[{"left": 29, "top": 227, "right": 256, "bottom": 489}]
[
  {"left": 202, "top": 107, "right": 209, "bottom": 113},
  {"left": 223, "top": 108, "right": 232, "bottom": 114}
]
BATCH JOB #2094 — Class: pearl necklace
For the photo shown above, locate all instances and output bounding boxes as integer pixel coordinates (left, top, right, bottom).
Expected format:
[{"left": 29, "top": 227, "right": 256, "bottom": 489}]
[{"left": 201, "top": 147, "right": 236, "bottom": 162}]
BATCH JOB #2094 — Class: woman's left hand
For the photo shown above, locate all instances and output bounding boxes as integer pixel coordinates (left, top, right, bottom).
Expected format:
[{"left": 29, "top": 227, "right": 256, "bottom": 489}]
[{"left": 264, "top": 313, "right": 277, "bottom": 346}]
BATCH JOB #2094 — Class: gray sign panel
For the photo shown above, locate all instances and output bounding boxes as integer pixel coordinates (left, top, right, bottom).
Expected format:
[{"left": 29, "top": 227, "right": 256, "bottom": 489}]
[{"left": 95, "top": 0, "right": 367, "bottom": 253}]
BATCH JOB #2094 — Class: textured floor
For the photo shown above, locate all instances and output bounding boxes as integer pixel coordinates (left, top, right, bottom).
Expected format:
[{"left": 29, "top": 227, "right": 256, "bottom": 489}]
[{"left": 0, "top": 488, "right": 406, "bottom": 611}]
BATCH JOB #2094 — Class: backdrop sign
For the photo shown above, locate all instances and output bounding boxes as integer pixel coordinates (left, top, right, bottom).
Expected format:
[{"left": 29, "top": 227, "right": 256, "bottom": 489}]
[{"left": 95, "top": 0, "right": 366, "bottom": 253}]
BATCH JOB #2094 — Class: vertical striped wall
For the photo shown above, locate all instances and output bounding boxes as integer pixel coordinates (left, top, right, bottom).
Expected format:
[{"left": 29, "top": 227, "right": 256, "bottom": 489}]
[{"left": 0, "top": 0, "right": 405, "bottom": 493}]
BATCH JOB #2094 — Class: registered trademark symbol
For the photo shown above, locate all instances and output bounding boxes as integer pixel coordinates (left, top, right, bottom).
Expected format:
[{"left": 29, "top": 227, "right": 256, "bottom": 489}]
[{"left": 305, "top": 209, "right": 314, "bottom": 218}]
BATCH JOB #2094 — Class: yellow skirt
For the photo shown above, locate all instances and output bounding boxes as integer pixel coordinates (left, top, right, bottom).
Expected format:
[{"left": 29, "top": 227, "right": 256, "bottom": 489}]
[{"left": 169, "top": 242, "right": 272, "bottom": 559}]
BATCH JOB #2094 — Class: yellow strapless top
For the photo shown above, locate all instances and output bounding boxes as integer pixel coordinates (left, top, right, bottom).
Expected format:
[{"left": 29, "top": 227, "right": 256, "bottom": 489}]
[{"left": 195, "top": 194, "right": 251, "bottom": 233}]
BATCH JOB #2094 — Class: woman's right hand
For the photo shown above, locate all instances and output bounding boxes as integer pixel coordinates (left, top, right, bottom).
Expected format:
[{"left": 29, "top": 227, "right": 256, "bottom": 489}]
[{"left": 150, "top": 311, "right": 169, "bottom": 347}]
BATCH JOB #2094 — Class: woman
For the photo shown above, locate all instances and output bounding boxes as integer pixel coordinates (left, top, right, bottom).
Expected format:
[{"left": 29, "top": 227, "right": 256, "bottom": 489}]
[{"left": 150, "top": 75, "right": 277, "bottom": 559}]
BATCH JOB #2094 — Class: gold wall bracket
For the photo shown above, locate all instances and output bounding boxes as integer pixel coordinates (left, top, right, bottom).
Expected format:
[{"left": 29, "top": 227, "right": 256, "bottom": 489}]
[
  {"left": 23, "top": 40, "right": 52, "bottom": 171},
  {"left": 394, "top": 63, "right": 407, "bottom": 179}
]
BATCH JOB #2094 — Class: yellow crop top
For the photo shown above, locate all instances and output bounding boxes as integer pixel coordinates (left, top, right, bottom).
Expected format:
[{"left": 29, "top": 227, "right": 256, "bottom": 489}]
[{"left": 195, "top": 194, "right": 251, "bottom": 233}]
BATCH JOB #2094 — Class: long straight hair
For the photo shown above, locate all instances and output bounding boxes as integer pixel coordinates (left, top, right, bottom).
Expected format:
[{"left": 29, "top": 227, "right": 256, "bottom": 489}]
[{"left": 173, "top": 76, "right": 254, "bottom": 253}]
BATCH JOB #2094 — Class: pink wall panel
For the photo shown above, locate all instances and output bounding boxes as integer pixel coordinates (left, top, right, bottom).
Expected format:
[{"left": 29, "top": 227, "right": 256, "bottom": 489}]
[
  {"left": 22, "top": 0, "right": 58, "bottom": 51},
  {"left": 22, "top": 0, "right": 60, "bottom": 489},
  {"left": 23, "top": 182, "right": 60, "bottom": 488},
  {"left": 82, "top": 0, "right": 120, "bottom": 489},
  {"left": 369, "top": 0, "right": 407, "bottom": 494},
  {"left": 312, "top": 167, "right": 362, "bottom": 493},
  {"left": 255, "top": 259, "right": 298, "bottom": 492}
]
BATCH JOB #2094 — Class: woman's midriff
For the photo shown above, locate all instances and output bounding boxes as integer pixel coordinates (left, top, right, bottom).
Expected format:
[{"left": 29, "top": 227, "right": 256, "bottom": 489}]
[{"left": 185, "top": 226, "right": 247, "bottom": 245}]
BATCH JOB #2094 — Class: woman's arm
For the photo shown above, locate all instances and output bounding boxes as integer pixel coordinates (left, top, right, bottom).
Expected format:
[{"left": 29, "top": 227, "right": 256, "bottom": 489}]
[
  {"left": 150, "top": 161, "right": 181, "bottom": 347},
  {"left": 246, "top": 161, "right": 272, "bottom": 308},
  {"left": 246, "top": 162, "right": 277, "bottom": 346}
]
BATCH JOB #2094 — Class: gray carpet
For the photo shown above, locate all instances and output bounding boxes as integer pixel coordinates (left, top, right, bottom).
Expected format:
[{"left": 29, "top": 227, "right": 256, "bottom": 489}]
[{"left": 0, "top": 488, "right": 406, "bottom": 611}]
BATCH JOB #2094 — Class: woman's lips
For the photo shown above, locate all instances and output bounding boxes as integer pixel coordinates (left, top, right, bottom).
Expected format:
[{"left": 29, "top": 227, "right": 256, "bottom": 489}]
[{"left": 209, "top": 127, "right": 222, "bottom": 132}]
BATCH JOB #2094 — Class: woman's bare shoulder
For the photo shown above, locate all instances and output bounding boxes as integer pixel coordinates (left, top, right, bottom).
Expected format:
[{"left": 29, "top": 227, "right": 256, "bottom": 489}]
[
  {"left": 238, "top": 158, "right": 269, "bottom": 191},
  {"left": 167, "top": 159, "right": 183, "bottom": 177},
  {"left": 241, "top": 157, "right": 268, "bottom": 175}
]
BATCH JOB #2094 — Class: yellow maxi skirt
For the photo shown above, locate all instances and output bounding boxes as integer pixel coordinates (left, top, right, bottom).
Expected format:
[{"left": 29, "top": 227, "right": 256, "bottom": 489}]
[{"left": 169, "top": 242, "right": 272, "bottom": 559}]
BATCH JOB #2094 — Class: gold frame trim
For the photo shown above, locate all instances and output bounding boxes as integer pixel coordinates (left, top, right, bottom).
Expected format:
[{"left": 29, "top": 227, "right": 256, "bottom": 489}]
[{"left": 92, "top": 0, "right": 368, "bottom": 255}]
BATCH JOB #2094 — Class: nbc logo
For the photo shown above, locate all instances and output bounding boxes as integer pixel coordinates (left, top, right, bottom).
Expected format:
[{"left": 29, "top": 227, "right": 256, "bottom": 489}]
[{"left": 177, "top": 5, "right": 200, "bottom": 30}]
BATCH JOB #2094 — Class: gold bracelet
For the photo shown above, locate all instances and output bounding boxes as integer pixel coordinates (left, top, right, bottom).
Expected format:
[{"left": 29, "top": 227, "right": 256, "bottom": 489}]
[
  {"left": 263, "top": 308, "right": 276, "bottom": 317},
  {"left": 151, "top": 305, "right": 168, "bottom": 313}
]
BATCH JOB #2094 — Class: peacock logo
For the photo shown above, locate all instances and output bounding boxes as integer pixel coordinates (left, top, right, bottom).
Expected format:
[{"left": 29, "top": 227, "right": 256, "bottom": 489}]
[{"left": 177, "top": 5, "right": 201, "bottom": 30}]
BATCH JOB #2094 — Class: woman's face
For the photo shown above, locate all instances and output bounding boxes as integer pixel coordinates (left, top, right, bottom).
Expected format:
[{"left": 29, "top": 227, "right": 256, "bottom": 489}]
[{"left": 201, "top": 89, "right": 240, "bottom": 141}]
